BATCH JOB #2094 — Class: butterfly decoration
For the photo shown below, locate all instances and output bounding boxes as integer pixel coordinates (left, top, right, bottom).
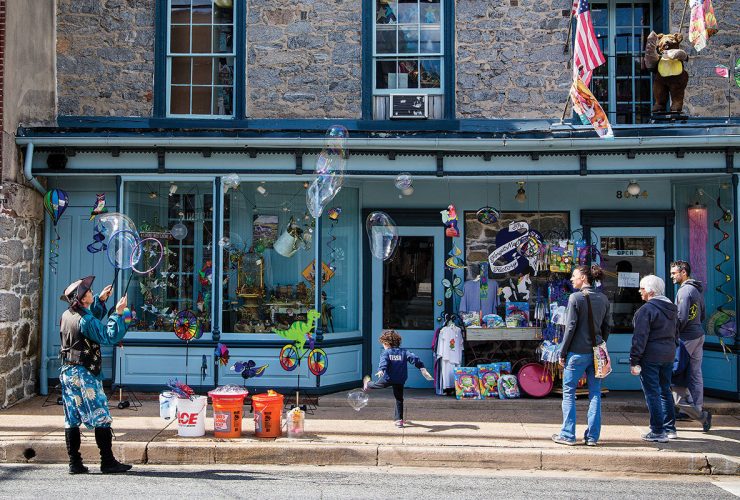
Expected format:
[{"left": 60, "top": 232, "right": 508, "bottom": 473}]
[
  {"left": 442, "top": 275, "right": 464, "bottom": 298},
  {"left": 231, "top": 360, "right": 269, "bottom": 380},
  {"left": 445, "top": 244, "right": 466, "bottom": 269},
  {"left": 89, "top": 193, "right": 108, "bottom": 221}
]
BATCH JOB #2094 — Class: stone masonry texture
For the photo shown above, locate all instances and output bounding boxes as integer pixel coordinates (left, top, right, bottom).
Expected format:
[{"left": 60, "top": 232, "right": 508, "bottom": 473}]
[
  {"left": 51, "top": 0, "right": 740, "bottom": 119},
  {"left": 0, "top": 214, "right": 43, "bottom": 409},
  {"left": 57, "top": 0, "right": 155, "bottom": 117}
]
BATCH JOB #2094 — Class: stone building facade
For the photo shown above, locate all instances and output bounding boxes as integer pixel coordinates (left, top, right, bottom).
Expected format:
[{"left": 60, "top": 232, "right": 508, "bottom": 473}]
[
  {"left": 0, "top": 1, "right": 55, "bottom": 408},
  {"left": 55, "top": 0, "right": 739, "bottom": 119}
]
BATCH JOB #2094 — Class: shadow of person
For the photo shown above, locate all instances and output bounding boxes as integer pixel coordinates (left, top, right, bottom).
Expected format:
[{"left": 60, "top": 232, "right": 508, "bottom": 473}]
[
  {"left": 125, "top": 468, "right": 276, "bottom": 480},
  {"left": 403, "top": 422, "right": 481, "bottom": 433}
]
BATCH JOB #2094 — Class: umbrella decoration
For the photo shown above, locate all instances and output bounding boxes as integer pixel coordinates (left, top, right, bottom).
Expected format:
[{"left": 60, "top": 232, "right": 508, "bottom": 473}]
[{"left": 43, "top": 189, "right": 69, "bottom": 274}]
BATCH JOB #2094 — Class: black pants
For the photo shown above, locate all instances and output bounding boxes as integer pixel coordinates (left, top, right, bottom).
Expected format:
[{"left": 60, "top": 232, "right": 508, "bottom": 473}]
[{"left": 366, "top": 380, "right": 404, "bottom": 420}]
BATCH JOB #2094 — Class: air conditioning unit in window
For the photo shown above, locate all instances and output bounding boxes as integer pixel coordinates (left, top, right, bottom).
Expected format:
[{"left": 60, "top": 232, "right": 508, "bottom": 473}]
[{"left": 390, "top": 94, "right": 428, "bottom": 119}]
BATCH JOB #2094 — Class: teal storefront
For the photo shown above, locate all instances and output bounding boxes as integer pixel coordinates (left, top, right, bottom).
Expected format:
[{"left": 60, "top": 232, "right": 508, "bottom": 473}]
[{"left": 18, "top": 125, "right": 740, "bottom": 400}]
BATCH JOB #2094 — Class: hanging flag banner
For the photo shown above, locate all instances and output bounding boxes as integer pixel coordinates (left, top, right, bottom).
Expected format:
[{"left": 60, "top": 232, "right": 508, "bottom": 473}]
[
  {"left": 689, "top": 0, "right": 718, "bottom": 53},
  {"left": 715, "top": 65, "right": 729, "bottom": 78},
  {"left": 488, "top": 221, "right": 540, "bottom": 275},
  {"left": 572, "top": 0, "right": 606, "bottom": 86},
  {"left": 570, "top": 77, "right": 614, "bottom": 140}
]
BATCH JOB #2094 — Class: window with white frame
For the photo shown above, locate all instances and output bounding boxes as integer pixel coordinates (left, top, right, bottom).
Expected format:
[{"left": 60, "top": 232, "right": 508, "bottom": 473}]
[
  {"left": 374, "top": 0, "right": 443, "bottom": 93},
  {"left": 168, "top": 0, "right": 235, "bottom": 117},
  {"left": 590, "top": 0, "right": 654, "bottom": 124}
]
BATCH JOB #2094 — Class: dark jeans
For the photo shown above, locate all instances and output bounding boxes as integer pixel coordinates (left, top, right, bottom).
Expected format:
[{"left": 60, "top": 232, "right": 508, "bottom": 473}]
[
  {"left": 366, "top": 380, "right": 404, "bottom": 420},
  {"left": 639, "top": 362, "right": 676, "bottom": 435}
]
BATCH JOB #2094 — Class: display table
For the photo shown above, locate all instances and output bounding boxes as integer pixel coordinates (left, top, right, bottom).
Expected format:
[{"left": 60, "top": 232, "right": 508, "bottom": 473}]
[
  {"left": 466, "top": 327, "right": 542, "bottom": 341},
  {"left": 464, "top": 327, "right": 543, "bottom": 366}
]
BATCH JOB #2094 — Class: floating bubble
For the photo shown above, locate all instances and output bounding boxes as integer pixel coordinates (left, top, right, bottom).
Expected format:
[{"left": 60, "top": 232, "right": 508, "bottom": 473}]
[
  {"left": 98, "top": 212, "right": 138, "bottom": 241},
  {"left": 395, "top": 173, "right": 414, "bottom": 196},
  {"left": 347, "top": 389, "right": 369, "bottom": 411},
  {"left": 307, "top": 127, "right": 349, "bottom": 218},
  {"left": 325, "top": 124, "right": 349, "bottom": 154},
  {"left": 171, "top": 222, "right": 188, "bottom": 241},
  {"left": 218, "top": 236, "right": 231, "bottom": 248},
  {"left": 222, "top": 173, "right": 240, "bottom": 193},
  {"left": 366, "top": 211, "right": 399, "bottom": 261}
]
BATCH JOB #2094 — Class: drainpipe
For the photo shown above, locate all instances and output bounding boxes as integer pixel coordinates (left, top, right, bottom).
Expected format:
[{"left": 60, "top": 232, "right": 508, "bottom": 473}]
[{"left": 22, "top": 143, "right": 45, "bottom": 194}]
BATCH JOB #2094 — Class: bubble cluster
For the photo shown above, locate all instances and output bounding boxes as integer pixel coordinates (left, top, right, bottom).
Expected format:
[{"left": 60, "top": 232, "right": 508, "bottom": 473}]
[
  {"left": 307, "top": 125, "right": 348, "bottom": 218},
  {"left": 347, "top": 389, "right": 369, "bottom": 411}
]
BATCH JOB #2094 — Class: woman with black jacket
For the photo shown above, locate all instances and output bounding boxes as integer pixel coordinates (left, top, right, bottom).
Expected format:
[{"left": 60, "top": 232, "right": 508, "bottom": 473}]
[
  {"left": 552, "top": 265, "right": 611, "bottom": 447},
  {"left": 630, "top": 274, "right": 679, "bottom": 443}
]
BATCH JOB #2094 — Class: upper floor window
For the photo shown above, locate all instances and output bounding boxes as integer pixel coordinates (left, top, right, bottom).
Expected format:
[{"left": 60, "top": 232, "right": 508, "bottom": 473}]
[
  {"left": 590, "top": 0, "right": 654, "bottom": 124},
  {"left": 373, "top": 0, "right": 443, "bottom": 94},
  {"left": 167, "top": 0, "right": 235, "bottom": 117}
]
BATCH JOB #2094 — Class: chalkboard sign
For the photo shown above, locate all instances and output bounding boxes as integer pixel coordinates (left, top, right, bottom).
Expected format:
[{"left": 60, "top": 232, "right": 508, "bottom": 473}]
[{"left": 390, "top": 94, "right": 428, "bottom": 119}]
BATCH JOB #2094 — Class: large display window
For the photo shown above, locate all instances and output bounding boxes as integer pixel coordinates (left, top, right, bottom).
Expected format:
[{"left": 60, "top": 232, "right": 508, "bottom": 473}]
[
  {"left": 123, "top": 181, "right": 215, "bottom": 333},
  {"left": 220, "top": 182, "right": 359, "bottom": 335}
]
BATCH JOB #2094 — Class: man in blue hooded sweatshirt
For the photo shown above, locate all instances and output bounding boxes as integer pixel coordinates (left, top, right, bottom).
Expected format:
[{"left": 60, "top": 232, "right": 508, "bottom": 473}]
[{"left": 670, "top": 260, "right": 712, "bottom": 432}]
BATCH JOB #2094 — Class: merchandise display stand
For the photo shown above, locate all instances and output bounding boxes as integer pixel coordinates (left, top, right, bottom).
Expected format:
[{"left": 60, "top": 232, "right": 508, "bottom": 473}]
[
  {"left": 42, "top": 383, "right": 64, "bottom": 407},
  {"left": 112, "top": 344, "right": 142, "bottom": 410}
]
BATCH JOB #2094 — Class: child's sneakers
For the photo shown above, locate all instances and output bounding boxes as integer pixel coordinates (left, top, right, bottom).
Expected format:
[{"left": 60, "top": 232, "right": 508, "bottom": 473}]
[
  {"left": 362, "top": 375, "right": 371, "bottom": 391},
  {"left": 395, "top": 419, "right": 405, "bottom": 428}
]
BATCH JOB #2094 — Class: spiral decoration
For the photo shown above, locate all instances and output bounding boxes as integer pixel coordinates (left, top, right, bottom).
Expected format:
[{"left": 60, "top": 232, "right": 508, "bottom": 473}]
[
  {"left": 49, "top": 228, "right": 60, "bottom": 274},
  {"left": 712, "top": 195, "right": 735, "bottom": 354},
  {"left": 327, "top": 207, "right": 341, "bottom": 271}
]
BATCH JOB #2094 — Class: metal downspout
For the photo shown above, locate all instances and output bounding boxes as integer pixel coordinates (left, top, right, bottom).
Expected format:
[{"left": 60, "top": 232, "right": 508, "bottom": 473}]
[{"left": 22, "top": 143, "right": 45, "bottom": 194}]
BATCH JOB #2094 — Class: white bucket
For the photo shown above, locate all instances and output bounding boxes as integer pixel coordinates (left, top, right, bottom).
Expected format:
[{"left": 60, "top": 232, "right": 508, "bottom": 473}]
[
  {"left": 159, "top": 391, "right": 177, "bottom": 420},
  {"left": 176, "top": 396, "right": 207, "bottom": 437},
  {"left": 274, "top": 230, "right": 299, "bottom": 257}
]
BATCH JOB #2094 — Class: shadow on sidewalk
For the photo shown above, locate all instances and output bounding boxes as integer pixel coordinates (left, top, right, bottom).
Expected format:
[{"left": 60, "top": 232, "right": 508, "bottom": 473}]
[
  {"left": 125, "top": 468, "right": 276, "bottom": 480},
  {"left": 403, "top": 422, "right": 481, "bottom": 433}
]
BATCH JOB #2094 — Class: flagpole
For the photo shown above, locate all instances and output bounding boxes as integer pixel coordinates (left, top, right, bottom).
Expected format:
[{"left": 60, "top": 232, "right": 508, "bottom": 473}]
[
  {"left": 679, "top": 0, "right": 689, "bottom": 34},
  {"left": 563, "top": 9, "right": 575, "bottom": 55}
]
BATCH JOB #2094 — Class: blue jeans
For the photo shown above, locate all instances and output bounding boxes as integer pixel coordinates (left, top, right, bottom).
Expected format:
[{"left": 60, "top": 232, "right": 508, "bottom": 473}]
[
  {"left": 639, "top": 361, "right": 675, "bottom": 435},
  {"left": 560, "top": 352, "right": 601, "bottom": 443}
]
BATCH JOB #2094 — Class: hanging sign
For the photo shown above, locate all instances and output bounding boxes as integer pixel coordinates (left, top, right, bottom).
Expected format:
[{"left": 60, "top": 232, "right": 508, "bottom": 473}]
[
  {"left": 607, "top": 249, "right": 644, "bottom": 257},
  {"left": 617, "top": 272, "right": 640, "bottom": 288}
]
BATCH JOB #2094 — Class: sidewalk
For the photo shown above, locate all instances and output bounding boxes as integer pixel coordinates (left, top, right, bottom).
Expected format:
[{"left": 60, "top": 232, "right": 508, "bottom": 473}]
[{"left": 1, "top": 390, "right": 738, "bottom": 475}]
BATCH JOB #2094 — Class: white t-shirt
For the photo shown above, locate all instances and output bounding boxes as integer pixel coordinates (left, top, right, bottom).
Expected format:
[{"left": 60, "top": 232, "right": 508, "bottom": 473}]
[{"left": 437, "top": 325, "right": 464, "bottom": 365}]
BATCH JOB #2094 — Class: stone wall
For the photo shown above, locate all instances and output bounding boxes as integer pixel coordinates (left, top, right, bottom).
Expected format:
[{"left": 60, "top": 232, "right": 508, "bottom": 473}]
[
  {"left": 57, "top": 0, "right": 155, "bottom": 117},
  {"left": 0, "top": 214, "right": 43, "bottom": 408},
  {"left": 246, "top": 1, "right": 362, "bottom": 118},
  {"left": 668, "top": 0, "right": 740, "bottom": 117},
  {"left": 455, "top": 0, "right": 572, "bottom": 119}
]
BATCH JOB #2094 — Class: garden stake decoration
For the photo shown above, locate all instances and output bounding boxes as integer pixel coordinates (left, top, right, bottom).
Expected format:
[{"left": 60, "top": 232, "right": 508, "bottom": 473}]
[
  {"left": 43, "top": 189, "right": 69, "bottom": 274},
  {"left": 174, "top": 310, "right": 202, "bottom": 385}
]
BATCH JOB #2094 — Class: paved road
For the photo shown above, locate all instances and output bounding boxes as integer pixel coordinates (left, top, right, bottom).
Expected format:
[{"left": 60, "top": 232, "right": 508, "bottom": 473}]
[{"left": 1, "top": 464, "right": 738, "bottom": 499}]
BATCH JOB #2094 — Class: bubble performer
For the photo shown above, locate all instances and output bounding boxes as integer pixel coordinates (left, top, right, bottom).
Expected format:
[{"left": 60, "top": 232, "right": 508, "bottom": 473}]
[{"left": 58, "top": 276, "right": 133, "bottom": 474}]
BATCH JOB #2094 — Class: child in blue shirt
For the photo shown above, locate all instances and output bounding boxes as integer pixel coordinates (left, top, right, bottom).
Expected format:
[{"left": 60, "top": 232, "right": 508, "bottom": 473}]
[{"left": 363, "top": 330, "right": 432, "bottom": 428}]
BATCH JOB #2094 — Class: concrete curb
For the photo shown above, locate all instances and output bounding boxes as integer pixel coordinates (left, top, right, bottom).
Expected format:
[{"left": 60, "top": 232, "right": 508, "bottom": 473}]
[{"left": 2, "top": 439, "right": 738, "bottom": 475}]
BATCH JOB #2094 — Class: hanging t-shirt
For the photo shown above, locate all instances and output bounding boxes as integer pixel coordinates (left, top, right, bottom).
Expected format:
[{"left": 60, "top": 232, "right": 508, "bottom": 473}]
[
  {"left": 436, "top": 324, "right": 464, "bottom": 390},
  {"left": 458, "top": 279, "right": 499, "bottom": 317}
]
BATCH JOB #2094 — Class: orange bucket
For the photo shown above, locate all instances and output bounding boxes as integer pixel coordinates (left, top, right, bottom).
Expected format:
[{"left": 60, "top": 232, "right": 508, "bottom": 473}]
[
  {"left": 208, "top": 388, "right": 249, "bottom": 439},
  {"left": 252, "top": 390, "right": 284, "bottom": 438}
]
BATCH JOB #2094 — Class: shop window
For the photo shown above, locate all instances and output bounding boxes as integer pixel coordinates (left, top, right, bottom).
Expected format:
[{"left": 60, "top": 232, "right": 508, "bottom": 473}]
[
  {"left": 221, "top": 182, "right": 359, "bottom": 334},
  {"left": 167, "top": 0, "right": 235, "bottom": 117},
  {"left": 589, "top": 0, "right": 654, "bottom": 124},
  {"left": 123, "top": 181, "right": 215, "bottom": 333}
]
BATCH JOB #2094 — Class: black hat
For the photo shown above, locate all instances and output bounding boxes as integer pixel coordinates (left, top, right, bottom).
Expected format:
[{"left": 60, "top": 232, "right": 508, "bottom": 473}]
[{"left": 60, "top": 276, "right": 95, "bottom": 303}]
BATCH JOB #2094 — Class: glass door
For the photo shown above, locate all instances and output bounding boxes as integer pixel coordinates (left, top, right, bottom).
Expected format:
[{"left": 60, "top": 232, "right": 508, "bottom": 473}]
[
  {"left": 592, "top": 227, "right": 665, "bottom": 390},
  {"left": 371, "top": 226, "right": 445, "bottom": 388}
]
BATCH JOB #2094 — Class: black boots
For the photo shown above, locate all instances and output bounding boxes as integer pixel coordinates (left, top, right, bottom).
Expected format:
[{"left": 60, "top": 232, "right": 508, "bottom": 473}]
[
  {"left": 94, "top": 427, "right": 132, "bottom": 474},
  {"left": 64, "top": 427, "right": 89, "bottom": 474}
]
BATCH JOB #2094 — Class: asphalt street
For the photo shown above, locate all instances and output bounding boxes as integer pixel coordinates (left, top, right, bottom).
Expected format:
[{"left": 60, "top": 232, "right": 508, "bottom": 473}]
[{"left": 0, "top": 464, "right": 737, "bottom": 499}]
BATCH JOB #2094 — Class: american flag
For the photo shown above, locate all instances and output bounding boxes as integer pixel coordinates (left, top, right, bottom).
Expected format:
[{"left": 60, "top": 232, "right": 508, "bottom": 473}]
[{"left": 573, "top": 0, "right": 605, "bottom": 87}]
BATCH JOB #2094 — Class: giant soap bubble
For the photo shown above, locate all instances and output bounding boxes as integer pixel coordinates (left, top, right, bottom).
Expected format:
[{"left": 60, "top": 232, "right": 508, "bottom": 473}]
[
  {"left": 98, "top": 212, "right": 138, "bottom": 241},
  {"left": 366, "top": 211, "right": 399, "bottom": 261},
  {"left": 306, "top": 125, "right": 348, "bottom": 218},
  {"left": 347, "top": 389, "right": 369, "bottom": 411}
]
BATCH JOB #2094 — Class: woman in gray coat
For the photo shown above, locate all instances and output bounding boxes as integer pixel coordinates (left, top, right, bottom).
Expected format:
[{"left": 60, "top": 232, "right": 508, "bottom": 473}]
[{"left": 552, "top": 265, "right": 611, "bottom": 447}]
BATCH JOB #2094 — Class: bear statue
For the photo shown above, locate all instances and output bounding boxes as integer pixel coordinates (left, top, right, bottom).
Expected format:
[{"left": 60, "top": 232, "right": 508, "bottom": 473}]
[{"left": 643, "top": 31, "right": 689, "bottom": 114}]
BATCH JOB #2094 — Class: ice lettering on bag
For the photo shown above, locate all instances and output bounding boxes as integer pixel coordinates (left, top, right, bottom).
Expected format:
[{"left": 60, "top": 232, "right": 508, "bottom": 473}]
[{"left": 178, "top": 412, "right": 198, "bottom": 425}]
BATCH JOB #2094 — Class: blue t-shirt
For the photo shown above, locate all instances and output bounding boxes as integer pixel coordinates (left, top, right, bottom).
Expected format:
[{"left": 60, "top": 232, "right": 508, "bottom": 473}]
[{"left": 378, "top": 347, "right": 424, "bottom": 384}]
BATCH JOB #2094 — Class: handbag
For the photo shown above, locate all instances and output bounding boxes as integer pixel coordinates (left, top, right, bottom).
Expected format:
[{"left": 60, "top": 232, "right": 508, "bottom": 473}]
[{"left": 584, "top": 292, "right": 612, "bottom": 378}]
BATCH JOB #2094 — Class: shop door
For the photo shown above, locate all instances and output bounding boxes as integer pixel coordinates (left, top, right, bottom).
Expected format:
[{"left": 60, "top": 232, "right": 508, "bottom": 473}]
[
  {"left": 592, "top": 227, "right": 665, "bottom": 390},
  {"left": 44, "top": 206, "right": 117, "bottom": 383},
  {"left": 371, "top": 226, "right": 444, "bottom": 389}
]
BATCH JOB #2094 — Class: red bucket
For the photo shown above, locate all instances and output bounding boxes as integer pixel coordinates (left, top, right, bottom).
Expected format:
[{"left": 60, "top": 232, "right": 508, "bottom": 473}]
[{"left": 517, "top": 362, "right": 553, "bottom": 398}]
